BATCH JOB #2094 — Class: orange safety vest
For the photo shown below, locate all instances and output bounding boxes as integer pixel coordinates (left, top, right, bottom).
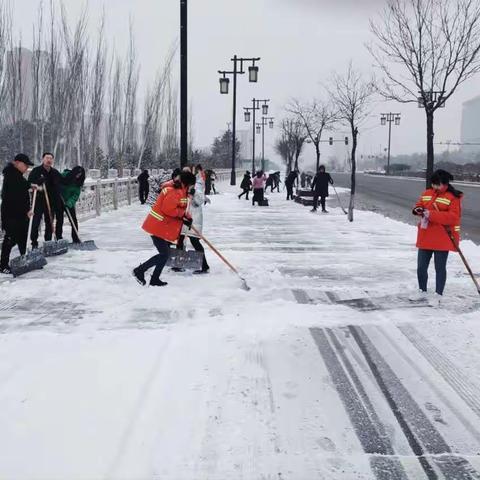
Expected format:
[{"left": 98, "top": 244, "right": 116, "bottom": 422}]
[
  {"left": 142, "top": 185, "right": 188, "bottom": 242},
  {"left": 414, "top": 188, "right": 462, "bottom": 252}
]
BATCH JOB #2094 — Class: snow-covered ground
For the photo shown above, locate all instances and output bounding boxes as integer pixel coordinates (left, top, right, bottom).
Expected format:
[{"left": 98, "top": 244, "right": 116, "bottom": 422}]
[{"left": 1, "top": 183, "right": 480, "bottom": 479}]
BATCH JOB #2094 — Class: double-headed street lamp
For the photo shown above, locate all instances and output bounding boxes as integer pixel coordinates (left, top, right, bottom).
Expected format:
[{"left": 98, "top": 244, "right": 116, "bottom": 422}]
[
  {"left": 380, "top": 113, "right": 401, "bottom": 176},
  {"left": 244, "top": 98, "right": 270, "bottom": 174},
  {"left": 256, "top": 116, "right": 275, "bottom": 172},
  {"left": 218, "top": 56, "right": 260, "bottom": 185}
]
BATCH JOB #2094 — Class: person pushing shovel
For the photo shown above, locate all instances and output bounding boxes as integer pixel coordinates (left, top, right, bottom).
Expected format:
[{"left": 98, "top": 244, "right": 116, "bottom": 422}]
[
  {"left": 0, "top": 154, "right": 36, "bottom": 274},
  {"left": 28, "top": 152, "right": 64, "bottom": 249},
  {"left": 133, "top": 171, "right": 196, "bottom": 287}
]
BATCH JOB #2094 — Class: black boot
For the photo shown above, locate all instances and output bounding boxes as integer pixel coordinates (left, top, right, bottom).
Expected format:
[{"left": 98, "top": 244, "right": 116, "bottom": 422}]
[
  {"left": 150, "top": 278, "right": 168, "bottom": 287},
  {"left": 193, "top": 268, "right": 210, "bottom": 275},
  {"left": 133, "top": 266, "right": 146, "bottom": 286}
]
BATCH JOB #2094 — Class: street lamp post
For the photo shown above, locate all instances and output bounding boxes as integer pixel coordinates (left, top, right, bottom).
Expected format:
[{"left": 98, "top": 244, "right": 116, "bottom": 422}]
[
  {"left": 244, "top": 98, "right": 269, "bottom": 174},
  {"left": 218, "top": 56, "right": 260, "bottom": 185},
  {"left": 380, "top": 113, "right": 401, "bottom": 175},
  {"left": 256, "top": 116, "right": 275, "bottom": 172},
  {"left": 180, "top": 0, "right": 188, "bottom": 168}
]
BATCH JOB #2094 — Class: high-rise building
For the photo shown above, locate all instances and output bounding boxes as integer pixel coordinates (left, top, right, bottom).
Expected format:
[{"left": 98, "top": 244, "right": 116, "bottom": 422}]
[{"left": 460, "top": 95, "right": 480, "bottom": 153}]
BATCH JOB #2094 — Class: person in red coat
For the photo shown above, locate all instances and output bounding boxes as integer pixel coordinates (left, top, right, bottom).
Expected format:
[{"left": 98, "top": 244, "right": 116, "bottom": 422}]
[
  {"left": 133, "top": 171, "right": 196, "bottom": 287},
  {"left": 412, "top": 169, "right": 463, "bottom": 298}
]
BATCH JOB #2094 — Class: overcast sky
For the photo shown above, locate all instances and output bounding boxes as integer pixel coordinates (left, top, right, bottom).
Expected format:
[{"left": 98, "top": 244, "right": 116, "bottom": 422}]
[{"left": 11, "top": 0, "right": 480, "bottom": 167}]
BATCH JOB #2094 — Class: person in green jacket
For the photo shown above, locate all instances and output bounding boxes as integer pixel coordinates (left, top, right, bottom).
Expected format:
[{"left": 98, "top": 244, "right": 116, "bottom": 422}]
[{"left": 61, "top": 166, "right": 86, "bottom": 243}]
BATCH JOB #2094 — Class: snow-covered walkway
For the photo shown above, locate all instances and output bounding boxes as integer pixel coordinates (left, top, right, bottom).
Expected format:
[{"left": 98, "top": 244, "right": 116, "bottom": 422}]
[{"left": 1, "top": 184, "right": 480, "bottom": 479}]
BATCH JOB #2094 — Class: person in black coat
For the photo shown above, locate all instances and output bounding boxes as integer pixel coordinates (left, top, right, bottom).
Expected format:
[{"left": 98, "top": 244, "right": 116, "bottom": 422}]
[
  {"left": 138, "top": 170, "right": 150, "bottom": 204},
  {"left": 28, "top": 152, "right": 64, "bottom": 249},
  {"left": 238, "top": 171, "right": 252, "bottom": 200},
  {"left": 311, "top": 165, "right": 334, "bottom": 212},
  {"left": 0, "top": 154, "right": 34, "bottom": 273},
  {"left": 285, "top": 170, "right": 298, "bottom": 201}
]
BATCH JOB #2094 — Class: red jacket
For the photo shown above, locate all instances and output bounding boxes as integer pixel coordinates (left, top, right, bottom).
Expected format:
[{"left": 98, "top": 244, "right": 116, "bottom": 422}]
[
  {"left": 142, "top": 185, "right": 188, "bottom": 242},
  {"left": 414, "top": 188, "right": 462, "bottom": 251}
]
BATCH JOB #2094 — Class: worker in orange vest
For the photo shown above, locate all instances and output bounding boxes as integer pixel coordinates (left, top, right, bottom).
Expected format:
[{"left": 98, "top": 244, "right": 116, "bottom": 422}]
[
  {"left": 412, "top": 169, "right": 463, "bottom": 301},
  {"left": 133, "top": 171, "right": 196, "bottom": 287}
]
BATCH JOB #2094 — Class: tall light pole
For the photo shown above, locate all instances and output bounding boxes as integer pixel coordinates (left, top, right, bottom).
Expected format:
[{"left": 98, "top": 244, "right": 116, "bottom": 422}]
[
  {"left": 244, "top": 98, "right": 269, "bottom": 174},
  {"left": 218, "top": 56, "right": 260, "bottom": 185},
  {"left": 256, "top": 116, "right": 275, "bottom": 172},
  {"left": 180, "top": 0, "right": 188, "bottom": 168},
  {"left": 380, "top": 113, "right": 401, "bottom": 175}
]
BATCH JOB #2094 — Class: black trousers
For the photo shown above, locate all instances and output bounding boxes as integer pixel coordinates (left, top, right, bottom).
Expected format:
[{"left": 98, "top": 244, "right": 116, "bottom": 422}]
[
  {"left": 139, "top": 185, "right": 149, "bottom": 204},
  {"left": 1, "top": 222, "right": 28, "bottom": 269},
  {"left": 417, "top": 249, "right": 449, "bottom": 295},
  {"left": 239, "top": 188, "right": 250, "bottom": 199},
  {"left": 64, "top": 206, "right": 80, "bottom": 243},
  {"left": 31, "top": 196, "right": 64, "bottom": 246},
  {"left": 138, "top": 236, "right": 171, "bottom": 282},
  {"left": 313, "top": 194, "right": 326, "bottom": 211},
  {"left": 252, "top": 188, "right": 264, "bottom": 205},
  {"left": 286, "top": 185, "right": 294, "bottom": 200},
  {"left": 177, "top": 234, "right": 210, "bottom": 271}
]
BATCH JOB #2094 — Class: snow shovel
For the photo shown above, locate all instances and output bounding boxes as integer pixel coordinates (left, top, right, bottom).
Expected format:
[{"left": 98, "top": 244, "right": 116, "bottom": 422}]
[
  {"left": 167, "top": 247, "right": 203, "bottom": 270},
  {"left": 333, "top": 185, "right": 348, "bottom": 215},
  {"left": 432, "top": 203, "right": 480, "bottom": 295},
  {"left": 10, "top": 189, "right": 48, "bottom": 277},
  {"left": 42, "top": 184, "right": 69, "bottom": 257},
  {"left": 190, "top": 225, "right": 250, "bottom": 291},
  {"left": 60, "top": 196, "right": 98, "bottom": 251}
]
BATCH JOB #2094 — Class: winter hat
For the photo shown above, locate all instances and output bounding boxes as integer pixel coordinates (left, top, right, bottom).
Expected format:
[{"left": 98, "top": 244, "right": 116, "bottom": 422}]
[{"left": 14, "top": 153, "right": 33, "bottom": 166}]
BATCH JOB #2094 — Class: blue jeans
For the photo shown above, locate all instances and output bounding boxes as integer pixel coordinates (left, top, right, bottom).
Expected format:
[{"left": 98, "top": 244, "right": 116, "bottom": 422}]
[
  {"left": 417, "top": 249, "right": 449, "bottom": 295},
  {"left": 139, "top": 236, "right": 171, "bottom": 282}
]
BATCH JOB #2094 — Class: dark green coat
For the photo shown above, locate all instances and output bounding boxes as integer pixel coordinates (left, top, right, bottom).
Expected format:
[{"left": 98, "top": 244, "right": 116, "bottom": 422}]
[{"left": 61, "top": 170, "right": 81, "bottom": 208}]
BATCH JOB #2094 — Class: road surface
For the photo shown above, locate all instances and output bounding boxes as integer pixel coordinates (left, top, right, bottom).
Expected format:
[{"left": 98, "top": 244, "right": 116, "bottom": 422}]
[{"left": 332, "top": 173, "right": 480, "bottom": 244}]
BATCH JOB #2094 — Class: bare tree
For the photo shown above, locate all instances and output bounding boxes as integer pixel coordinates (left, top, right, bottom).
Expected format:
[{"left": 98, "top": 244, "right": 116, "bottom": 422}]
[
  {"left": 369, "top": 0, "right": 480, "bottom": 185},
  {"left": 287, "top": 99, "right": 337, "bottom": 172},
  {"left": 328, "top": 63, "right": 375, "bottom": 222},
  {"left": 31, "top": 1, "right": 47, "bottom": 161},
  {"left": 107, "top": 55, "right": 122, "bottom": 170},
  {"left": 89, "top": 13, "right": 107, "bottom": 169},
  {"left": 118, "top": 19, "right": 139, "bottom": 171},
  {"left": 275, "top": 118, "right": 304, "bottom": 173},
  {"left": 59, "top": 3, "right": 89, "bottom": 167},
  {"left": 137, "top": 46, "right": 176, "bottom": 169},
  {"left": 163, "top": 73, "right": 179, "bottom": 163},
  {"left": 0, "top": 1, "right": 11, "bottom": 127}
]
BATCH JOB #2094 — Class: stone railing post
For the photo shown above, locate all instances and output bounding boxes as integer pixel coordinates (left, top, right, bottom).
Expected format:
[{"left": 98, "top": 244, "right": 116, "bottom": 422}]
[
  {"left": 127, "top": 178, "right": 132, "bottom": 205},
  {"left": 95, "top": 180, "right": 102, "bottom": 216},
  {"left": 113, "top": 179, "right": 119, "bottom": 210}
]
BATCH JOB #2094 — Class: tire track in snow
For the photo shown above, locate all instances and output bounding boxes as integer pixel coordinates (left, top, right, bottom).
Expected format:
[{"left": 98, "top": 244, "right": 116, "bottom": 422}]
[
  {"left": 399, "top": 324, "right": 480, "bottom": 421},
  {"left": 350, "top": 326, "right": 480, "bottom": 480},
  {"left": 377, "top": 325, "right": 480, "bottom": 446},
  {"left": 310, "top": 328, "right": 408, "bottom": 480}
]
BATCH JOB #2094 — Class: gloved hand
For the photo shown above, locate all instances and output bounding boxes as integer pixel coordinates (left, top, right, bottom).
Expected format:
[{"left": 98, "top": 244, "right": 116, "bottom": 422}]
[
  {"left": 412, "top": 206, "right": 424, "bottom": 216},
  {"left": 182, "top": 217, "right": 193, "bottom": 228},
  {"left": 36, "top": 175, "right": 46, "bottom": 186}
]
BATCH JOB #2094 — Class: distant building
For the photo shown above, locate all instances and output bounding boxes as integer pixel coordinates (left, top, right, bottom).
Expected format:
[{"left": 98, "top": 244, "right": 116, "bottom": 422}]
[{"left": 460, "top": 95, "right": 480, "bottom": 154}]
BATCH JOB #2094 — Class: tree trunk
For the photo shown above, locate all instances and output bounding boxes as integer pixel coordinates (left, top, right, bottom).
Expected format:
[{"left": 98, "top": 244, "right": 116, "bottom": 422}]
[
  {"left": 348, "top": 127, "right": 358, "bottom": 223},
  {"left": 315, "top": 143, "right": 320, "bottom": 172},
  {"left": 426, "top": 110, "right": 435, "bottom": 188}
]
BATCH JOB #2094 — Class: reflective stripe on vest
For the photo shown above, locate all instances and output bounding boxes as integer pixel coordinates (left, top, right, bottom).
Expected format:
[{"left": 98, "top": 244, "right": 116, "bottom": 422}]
[
  {"left": 454, "top": 226, "right": 461, "bottom": 232},
  {"left": 435, "top": 197, "right": 451, "bottom": 206},
  {"left": 422, "top": 196, "right": 432, "bottom": 201},
  {"left": 149, "top": 210, "right": 164, "bottom": 222}
]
